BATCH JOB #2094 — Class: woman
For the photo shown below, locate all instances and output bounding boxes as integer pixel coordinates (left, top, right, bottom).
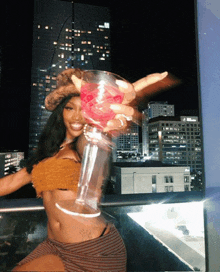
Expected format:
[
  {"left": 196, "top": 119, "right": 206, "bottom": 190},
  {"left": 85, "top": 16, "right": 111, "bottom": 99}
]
[{"left": 0, "top": 68, "right": 168, "bottom": 271}]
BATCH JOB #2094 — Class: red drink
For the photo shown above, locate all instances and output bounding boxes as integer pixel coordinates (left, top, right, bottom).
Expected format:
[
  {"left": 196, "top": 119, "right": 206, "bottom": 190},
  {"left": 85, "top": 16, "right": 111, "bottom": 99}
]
[{"left": 81, "top": 83, "right": 124, "bottom": 129}]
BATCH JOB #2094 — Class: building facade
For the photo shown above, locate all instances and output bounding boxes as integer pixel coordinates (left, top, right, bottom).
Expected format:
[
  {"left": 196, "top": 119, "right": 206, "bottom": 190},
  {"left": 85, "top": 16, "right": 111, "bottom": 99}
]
[
  {"left": 148, "top": 101, "right": 175, "bottom": 119},
  {"left": 0, "top": 152, "right": 24, "bottom": 178},
  {"left": 113, "top": 162, "right": 191, "bottom": 194},
  {"left": 115, "top": 123, "right": 139, "bottom": 160},
  {"left": 148, "top": 116, "right": 202, "bottom": 174},
  {"left": 29, "top": 0, "right": 111, "bottom": 152},
  {"left": 142, "top": 101, "right": 175, "bottom": 157}
]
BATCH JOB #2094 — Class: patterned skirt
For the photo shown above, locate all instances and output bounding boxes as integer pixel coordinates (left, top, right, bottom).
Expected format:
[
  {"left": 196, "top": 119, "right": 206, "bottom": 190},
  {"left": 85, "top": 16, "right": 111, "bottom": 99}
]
[{"left": 17, "top": 224, "right": 127, "bottom": 272}]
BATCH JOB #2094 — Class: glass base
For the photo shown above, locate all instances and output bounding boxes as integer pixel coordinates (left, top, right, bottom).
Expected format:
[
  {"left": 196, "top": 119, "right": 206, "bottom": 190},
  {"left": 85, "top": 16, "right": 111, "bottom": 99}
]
[{"left": 55, "top": 200, "right": 101, "bottom": 218}]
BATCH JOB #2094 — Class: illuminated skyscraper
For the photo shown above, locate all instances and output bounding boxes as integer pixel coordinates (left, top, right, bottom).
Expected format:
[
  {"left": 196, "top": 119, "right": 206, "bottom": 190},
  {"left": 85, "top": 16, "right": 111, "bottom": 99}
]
[
  {"left": 148, "top": 116, "right": 202, "bottom": 173},
  {"left": 29, "top": 0, "right": 111, "bottom": 151},
  {"left": 115, "top": 123, "right": 139, "bottom": 156},
  {"left": 142, "top": 101, "right": 175, "bottom": 157}
]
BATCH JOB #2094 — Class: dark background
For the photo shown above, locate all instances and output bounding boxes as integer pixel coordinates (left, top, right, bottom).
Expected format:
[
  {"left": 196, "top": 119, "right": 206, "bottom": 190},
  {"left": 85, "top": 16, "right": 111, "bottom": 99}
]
[{"left": 0, "top": 0, "right": 199, "bottom": 154}]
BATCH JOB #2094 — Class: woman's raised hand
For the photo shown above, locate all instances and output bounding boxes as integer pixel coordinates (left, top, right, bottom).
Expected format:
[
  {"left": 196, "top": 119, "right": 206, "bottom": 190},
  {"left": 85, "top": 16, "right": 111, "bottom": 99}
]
[
  {"left": 71, "top": 71, "right": 168, "bottom": 133},
  {"left": 103, "top": 72, "right": 168, "bottom": 132}
]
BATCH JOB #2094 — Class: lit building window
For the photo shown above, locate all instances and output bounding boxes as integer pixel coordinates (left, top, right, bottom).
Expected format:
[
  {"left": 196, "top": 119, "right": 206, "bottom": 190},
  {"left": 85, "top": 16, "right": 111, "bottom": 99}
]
[
  {"left": 53, "top": 41, "right": 57, "bottom": 45},
  {"left": 104, "top": 22, "right": 110, "bottom": 28},
  {"left": 38, "top": 25, "right": 41, "bottom": 29},
  {"left": 45, "top": 26, "right": 49, "bottom": 29}
]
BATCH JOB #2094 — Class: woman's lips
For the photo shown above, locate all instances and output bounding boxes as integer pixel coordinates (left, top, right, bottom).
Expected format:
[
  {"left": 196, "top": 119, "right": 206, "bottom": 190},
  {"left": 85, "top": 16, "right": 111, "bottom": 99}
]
[{"left": 70, "top": 123, "right": 84, "bottom": 131}]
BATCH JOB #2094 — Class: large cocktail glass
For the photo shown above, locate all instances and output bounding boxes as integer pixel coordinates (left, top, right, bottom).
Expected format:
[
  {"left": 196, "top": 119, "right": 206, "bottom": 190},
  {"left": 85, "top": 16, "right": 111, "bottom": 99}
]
[{"left": 56, "top": 70, "right": 130, "bottom": 217}]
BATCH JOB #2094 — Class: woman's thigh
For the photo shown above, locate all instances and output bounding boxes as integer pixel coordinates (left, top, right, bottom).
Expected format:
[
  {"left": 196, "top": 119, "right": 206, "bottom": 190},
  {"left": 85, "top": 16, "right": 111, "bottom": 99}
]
[{"left": 12, "top": 254, "right": 65, "bottom": 271}]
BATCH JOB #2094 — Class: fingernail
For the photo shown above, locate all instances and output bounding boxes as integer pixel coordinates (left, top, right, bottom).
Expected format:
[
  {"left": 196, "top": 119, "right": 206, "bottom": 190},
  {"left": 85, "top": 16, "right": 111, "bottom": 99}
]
[
  {"left": 161, "top": 71, "right": 168, "bottom": 77},
  {"left": 116, "top": 80, "right": 128, "bottom": 89},
  {"left": 107, "top": 120, "right": 114, "bottom": 127},
  {"left": 110, "top": 104, "right": 121, "bottom": 110}
]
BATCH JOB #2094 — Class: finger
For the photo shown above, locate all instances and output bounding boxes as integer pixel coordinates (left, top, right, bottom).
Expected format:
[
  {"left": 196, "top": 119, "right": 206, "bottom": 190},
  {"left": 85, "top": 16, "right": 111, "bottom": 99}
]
[
  {"left": 116, "top": 80, "right": 134, "bottom": 93},
  {"left": 110, "top": 104, "right": 135, "bottom": 116},
  {"left": 116, "top": 80, "right": 136, "bottom": 104},
  {"left": 71, "top": 75, "right": 82, "bottom": 91},
  {"left": 133, "top": 71, "right": 168, "bottom": 93},
  {"left": 103, "top": 115, "right": 127, "bottom": 132}
]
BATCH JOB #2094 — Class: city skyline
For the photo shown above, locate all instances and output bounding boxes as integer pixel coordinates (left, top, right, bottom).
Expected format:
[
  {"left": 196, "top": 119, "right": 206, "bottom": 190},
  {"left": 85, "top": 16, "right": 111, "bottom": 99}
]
[
  {"left": 1, "top": 1, "right": 198, "bottom": 153},
  {"left": 28, "top": 1, "right": 111, "bottom": 151}
]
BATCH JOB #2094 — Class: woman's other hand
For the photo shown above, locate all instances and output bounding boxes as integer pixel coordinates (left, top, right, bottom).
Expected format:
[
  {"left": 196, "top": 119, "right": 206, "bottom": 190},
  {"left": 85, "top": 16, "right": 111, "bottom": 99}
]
[
  {"left": 103, "top": 71, "right": 168, "bottom": 132},
  {"left": 71, "top": 71, "right": 169, "bottom": 133}
]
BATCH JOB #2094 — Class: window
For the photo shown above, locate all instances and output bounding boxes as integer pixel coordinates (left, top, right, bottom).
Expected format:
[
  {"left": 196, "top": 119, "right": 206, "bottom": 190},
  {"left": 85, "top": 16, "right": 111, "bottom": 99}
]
[
  {"left": 184, "top": 185, "right": 190, "bottom": 191},
  {"left": 152, "top": 184, "right": 157, "bottom": 193},
  {"left": 184, "top": 176, "right": 190, "bottom": 183},
  {"left": 152, "top": 175, "right": 156, "bottom": 184},
  {"left": 165, "top": 186, "right": 174, "bottom": 192},
  {"left": 164, "top": 176, "right": 173, "bottom": 183}
]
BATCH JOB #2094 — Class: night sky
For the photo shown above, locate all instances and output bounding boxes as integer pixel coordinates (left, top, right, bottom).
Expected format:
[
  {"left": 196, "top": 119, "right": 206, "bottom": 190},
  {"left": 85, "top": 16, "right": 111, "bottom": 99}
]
[{"left": 0, "top": 0, "right": 199, "bottom": 154}]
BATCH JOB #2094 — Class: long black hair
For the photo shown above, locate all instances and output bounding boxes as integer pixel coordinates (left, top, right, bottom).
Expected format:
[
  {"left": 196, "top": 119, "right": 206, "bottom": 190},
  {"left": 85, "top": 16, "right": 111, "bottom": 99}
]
[{"left": 26, "top": 94, "right": 80, "bottom": 173}]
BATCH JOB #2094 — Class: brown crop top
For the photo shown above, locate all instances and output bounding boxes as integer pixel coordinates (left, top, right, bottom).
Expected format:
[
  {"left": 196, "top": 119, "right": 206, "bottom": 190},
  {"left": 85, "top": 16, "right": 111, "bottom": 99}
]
[{"left": 31, "top": 157, "right": 81, "bottom": 198}]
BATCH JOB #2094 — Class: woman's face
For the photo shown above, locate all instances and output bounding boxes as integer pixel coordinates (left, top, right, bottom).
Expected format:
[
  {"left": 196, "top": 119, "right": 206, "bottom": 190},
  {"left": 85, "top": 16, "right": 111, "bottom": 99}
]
[{"left": 63, "top": 96, "right": 85, "bottom": 139}]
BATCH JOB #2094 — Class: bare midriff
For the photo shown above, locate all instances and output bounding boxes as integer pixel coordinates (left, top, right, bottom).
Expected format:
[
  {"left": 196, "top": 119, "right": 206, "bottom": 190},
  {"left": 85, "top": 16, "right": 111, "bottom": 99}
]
[{"left": 42, "top": 190, "right": 109, "bottom": 244}]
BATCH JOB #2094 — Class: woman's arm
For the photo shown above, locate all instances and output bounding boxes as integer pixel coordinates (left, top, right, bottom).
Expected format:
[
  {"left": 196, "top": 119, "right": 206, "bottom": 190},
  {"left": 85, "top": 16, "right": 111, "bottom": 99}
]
[{"left": 0, "top": 168, "right": 32, "bottom": 197}]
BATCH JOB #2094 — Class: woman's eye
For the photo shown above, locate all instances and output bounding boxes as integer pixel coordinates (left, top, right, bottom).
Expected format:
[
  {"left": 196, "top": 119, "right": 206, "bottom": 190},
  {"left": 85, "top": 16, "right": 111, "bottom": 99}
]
[{"left": 65, "top": 106, "right": 73, "bottom": 110}]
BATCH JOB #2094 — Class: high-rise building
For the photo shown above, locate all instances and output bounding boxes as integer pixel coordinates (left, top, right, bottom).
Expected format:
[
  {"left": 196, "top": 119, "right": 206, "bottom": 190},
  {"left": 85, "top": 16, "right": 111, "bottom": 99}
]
[
  {"left": 116, "top": 123, "right": 139, "bottom": 154},
  {"left": 142, "top": 101, "right": 175, "bottom": 156},
  {"left": 0, "top": 152, "right": 24, "bottom": 178},
  {"left": 148, "top": 101, "right": 175, "bottom": 119},
  {"left": 148, "top": 116, "right": 202, "bottom": 173},
  {"left": 29, "top": 0, "right": 111, "bottom": 152}
]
